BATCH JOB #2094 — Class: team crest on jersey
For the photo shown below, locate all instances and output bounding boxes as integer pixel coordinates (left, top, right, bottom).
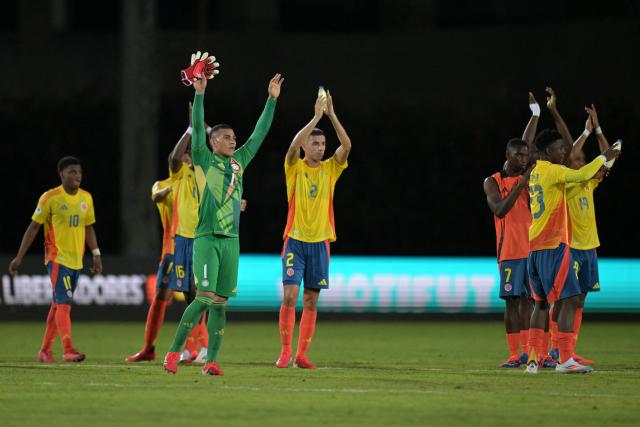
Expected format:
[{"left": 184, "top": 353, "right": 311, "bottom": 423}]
[
  {"left": 230, "top": 159, "right": 242, "bottom": 175},
  {"left": 286, "top": 268, "right": 294, "bottom": 277},
  {"left": 504, "top": 283, "right": 513, "bottom": 292},
  {"left": 80, "top": 201, "right": 88, "bottom": 212}
]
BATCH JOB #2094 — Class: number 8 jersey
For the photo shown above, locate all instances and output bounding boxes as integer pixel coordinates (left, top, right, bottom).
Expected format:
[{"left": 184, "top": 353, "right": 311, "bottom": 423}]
[
  {"left": 528, "top": 158, "right": 604, "bottom": 251},
  {"left": 31, "top": 186, "right": 96, "bottom": 270}
]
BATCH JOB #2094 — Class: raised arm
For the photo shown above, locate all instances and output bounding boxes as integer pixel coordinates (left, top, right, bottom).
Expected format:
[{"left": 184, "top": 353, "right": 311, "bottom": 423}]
[
  {"left": 585, "top": 104, "right": 611, "bottom": 151},
  {"left": 190, "top": 72, "right": 209, "bottom": 161},
  {"left": 235, "top": 74, "right": 283, "bottom": 167},
  {"left": 169, "top": 132, "right": 191, "bottom": 173},
  {"left": 151, "top": 181, "right": 172, "bottom": 203},
  {"left": 85, "top": 225, "right": 102, "bottom": 274},
  {"left": 522, "top": 92, "right": 540, "bottom": 149},
  {"left": 483, "top": 167, "right": 532, "bottom": 218},
  {"left": 546, "top": 87, "right": 574, "bottom": 149},
  {"left": 325, "top": 91, "right": 352, "bottom": 165},
  {"left": 568, "top": 113, "right": 594, "bottom": 161},
  {"left": 563, "top": 146, "right": 619, "bottom": 183},
  {"left": 286, "top": 96, "right": 325, "bottom": 166},
  {"left": 8, "top": 221, "right": 42, "bottom": 275}
]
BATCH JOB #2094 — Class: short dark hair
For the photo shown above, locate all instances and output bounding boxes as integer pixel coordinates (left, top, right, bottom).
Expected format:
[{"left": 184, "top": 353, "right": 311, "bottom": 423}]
[
  {"left": 57, "top": 156, "right": 81, "bottom": 173},
  {"left": 310, "top": 128, "right": 324, "bottom": 137},
  {"left": 535, "top": 129, "right": 562, "bottom": 152},
  {"left": 211, "top": 124, "right": 233, "bottom": 134},
  {"left": 506, "top": 138, "right": 528, "bottom": 152}
]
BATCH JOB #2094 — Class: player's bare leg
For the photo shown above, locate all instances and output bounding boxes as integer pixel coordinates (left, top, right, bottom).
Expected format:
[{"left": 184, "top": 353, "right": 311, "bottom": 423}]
[
  {"left": 294, "top": 289, "right": 319, "bottom": 369},
  {"left": 277, "top": 285, "right": 300, "bottom": 368}
]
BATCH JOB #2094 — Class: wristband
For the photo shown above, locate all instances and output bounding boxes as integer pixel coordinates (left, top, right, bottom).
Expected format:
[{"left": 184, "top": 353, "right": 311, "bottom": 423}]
[
  {"left": 595, "top": 126, "right": 603, "bottom": 135},
  {"left": 529, "top": 103, "right": 540, "bottom": 117},
  {"left": 582, "top": 129, "right": 591, "bottom": 138},
  {"left": 91, "top": 248, "right": 101, "bottom": 257},
  {"left": 186, "top": 126, "right": 193, "bottom": 135}
]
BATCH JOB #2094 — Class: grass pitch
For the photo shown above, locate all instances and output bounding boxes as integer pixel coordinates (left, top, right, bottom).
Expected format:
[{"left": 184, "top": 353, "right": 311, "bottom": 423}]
[{"left": 0, "top": 320, "right": 639, "bottom": 427}]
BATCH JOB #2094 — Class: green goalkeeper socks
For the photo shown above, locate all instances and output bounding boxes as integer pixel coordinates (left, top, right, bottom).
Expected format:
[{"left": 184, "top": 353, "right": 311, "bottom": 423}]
[
  {"left": 206, "top": 302, "right": 226, "bottom": 363},
  {"left": 169, "top": 295, "right": 212, "bottom": 352}
]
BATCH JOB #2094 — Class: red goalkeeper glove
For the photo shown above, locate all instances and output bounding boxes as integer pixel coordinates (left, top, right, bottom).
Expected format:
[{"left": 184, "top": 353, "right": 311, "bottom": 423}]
[{"left": 180, "top": 51, "right": 220, "bottom": 86}]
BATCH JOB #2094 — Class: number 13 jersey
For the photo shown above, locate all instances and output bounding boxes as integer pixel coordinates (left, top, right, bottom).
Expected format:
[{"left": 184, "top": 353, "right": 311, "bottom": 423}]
[{"left": 529, "top": 158, "right": 604, "bottom": 251}]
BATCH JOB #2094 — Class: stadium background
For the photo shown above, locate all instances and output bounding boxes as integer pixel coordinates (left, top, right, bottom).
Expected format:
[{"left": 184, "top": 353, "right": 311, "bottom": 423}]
[{"left": 2, "top": 0, "right": 639, "bottom": 317}]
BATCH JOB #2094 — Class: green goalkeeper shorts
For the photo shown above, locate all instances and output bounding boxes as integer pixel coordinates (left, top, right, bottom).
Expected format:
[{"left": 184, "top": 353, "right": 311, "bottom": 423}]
[{"left": 193, "top": 234, "right": 239, "bottom": 298}]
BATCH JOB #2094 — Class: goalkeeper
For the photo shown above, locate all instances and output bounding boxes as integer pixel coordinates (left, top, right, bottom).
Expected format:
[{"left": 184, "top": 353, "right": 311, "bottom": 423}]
[{"left": 164, "top": 52, "right": 284, "bottom": 376}]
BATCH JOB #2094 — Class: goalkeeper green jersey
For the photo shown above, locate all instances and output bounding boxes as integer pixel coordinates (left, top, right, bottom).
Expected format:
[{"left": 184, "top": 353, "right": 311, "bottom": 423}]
[{"left": 191, "top": 93, "right": 276, "bottom": 238}]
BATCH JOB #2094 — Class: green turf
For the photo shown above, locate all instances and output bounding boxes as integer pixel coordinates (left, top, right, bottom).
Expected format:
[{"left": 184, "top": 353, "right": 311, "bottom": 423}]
[{"left": 0, "top": 321, "right": 639, "bottom": 427}]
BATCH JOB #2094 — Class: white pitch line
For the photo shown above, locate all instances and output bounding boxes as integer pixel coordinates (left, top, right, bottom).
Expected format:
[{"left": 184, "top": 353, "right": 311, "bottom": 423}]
[
  {"left": 1, "top": 362, "right": 638, "bottom": 376},
  {"left": 11, "top": 381, "right": 638, "bottom": 399}
]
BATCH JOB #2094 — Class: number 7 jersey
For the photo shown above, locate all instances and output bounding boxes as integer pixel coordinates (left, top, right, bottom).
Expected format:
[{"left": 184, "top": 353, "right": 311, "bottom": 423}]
[{"left": 31, "top": 185, "right": 96, "bottom": 270}]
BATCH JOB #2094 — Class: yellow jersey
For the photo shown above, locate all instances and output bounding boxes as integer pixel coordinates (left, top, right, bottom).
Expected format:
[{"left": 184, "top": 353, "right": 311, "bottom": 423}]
[
  {"left": 566, "top": 179, "right": 601, "bottom": 250},
  {"left": 529, "top": 157, "right": 604, "bottom": 251},
  {"left": 170, "top": 162, "right": 198, "bottom": 239},
  {"left": 283, "top": 156, "right": 347, "bottom": 243},
  {"left": 152, "top": 178, "right": 175, "bottom": 257},
  {"left": 31, "top": 186, "right": 96, "bottom": 270}
]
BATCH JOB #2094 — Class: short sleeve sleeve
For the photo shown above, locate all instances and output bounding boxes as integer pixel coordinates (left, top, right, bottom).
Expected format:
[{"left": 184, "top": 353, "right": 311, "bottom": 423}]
[
  {"left": 553, "top": 165, "right": 567, "bottom": 184},
  {"left": 85, "top": 194, "right": 96, "bottom": 226},
  {"left": 284, "top": 158, "right": 299, "bottom": 180},
  {"left": 31, "top": 193, "right": 50, "bottom": 224},
  {"left": 328, "top": 156, "right": 348, "bottom": 181}
]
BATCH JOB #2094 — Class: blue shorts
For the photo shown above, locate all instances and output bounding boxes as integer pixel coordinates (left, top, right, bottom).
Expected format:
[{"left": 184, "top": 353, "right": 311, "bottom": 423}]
[
  {"left": 155, "top": 253, "right": 175, "bottom": 289},
  {"left": 170, "top": 235, "right": 194, "bottom": 292},
  {"left": 571, "top": 248, "right": 600, "bottom": 293},
  {"left": 498, "top": 258, "right": 530, "bottom": 299},
  {"left": 527, "top": 243, "right": 581, "bottom": 303},
  {"left": 282, "top": 237, "right": 330, "bottom": 290},
  {"left": 47, "top": 261, "right": 81, "bottom": 304}
]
